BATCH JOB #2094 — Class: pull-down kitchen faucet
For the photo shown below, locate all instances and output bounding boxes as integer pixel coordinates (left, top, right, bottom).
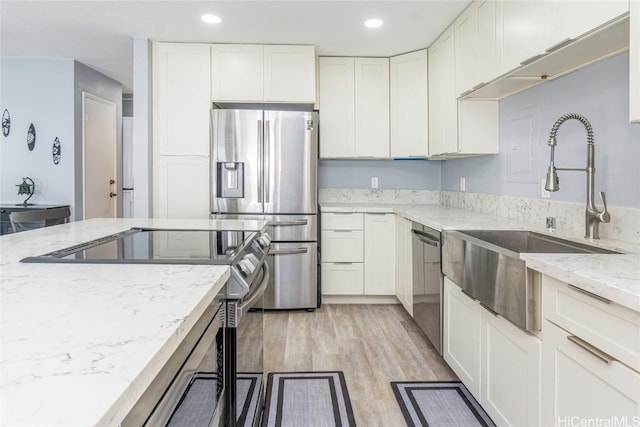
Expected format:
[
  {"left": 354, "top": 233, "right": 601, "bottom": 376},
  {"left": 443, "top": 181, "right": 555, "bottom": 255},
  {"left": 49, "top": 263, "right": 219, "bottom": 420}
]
[{"left": 544, "top": 113, "right": 610, "bottom": 239}]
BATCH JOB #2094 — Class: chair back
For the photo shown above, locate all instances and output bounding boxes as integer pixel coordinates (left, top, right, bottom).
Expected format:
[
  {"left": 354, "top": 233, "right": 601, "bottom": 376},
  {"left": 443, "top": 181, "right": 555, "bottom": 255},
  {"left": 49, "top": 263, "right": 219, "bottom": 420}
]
[{"left": 10, "top": 206, "right": 71, "bottom": 233}]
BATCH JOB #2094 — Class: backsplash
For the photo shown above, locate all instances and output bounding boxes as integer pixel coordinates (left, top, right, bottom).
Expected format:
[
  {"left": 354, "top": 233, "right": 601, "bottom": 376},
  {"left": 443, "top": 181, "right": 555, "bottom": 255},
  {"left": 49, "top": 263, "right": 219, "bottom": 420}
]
[
  {"left": 319, "top": 188, "right": 439, "bottom": 204},
  {"left": 319, "top": 188, "right": 640, "bottom": 244},
  {"left": 440, "top": 191, "right": 640, "bottom": 245}
]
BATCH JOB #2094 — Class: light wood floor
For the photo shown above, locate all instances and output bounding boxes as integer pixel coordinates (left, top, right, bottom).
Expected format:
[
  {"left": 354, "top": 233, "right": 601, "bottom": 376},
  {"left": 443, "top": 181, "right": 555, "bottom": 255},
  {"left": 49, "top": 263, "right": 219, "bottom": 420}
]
[{"left": 264, "top": 304, "right": 458, "bottom": 426}]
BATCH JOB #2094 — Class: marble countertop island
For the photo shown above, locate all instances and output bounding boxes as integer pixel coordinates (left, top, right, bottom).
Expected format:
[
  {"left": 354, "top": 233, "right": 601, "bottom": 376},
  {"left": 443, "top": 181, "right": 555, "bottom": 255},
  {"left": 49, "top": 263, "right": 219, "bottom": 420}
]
[
  {"left": 0, "top": 218, "right": 267, "bottom": 426},
  {"left": 320, "top": 203, "right": 640, "bottom": 312}
]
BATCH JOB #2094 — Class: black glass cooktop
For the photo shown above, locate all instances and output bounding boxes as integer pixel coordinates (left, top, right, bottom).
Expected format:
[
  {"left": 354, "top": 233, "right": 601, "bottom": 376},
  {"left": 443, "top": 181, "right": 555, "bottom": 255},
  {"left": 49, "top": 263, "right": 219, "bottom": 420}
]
[{"left": 22, "top": 228, "right": 256, "bottom": 264}]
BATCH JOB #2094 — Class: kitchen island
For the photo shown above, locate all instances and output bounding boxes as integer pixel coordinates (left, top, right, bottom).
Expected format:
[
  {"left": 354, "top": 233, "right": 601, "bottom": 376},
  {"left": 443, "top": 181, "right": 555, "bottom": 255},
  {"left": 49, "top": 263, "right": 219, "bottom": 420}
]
[{"left": 0, "top": 218, "right": 267, "bottom": 426}]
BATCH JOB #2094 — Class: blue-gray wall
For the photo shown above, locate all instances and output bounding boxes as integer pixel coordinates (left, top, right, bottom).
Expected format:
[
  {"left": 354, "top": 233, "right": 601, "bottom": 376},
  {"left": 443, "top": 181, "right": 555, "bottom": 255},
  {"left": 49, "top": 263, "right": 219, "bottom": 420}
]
[
  {"left": 319, "top": 159, "right": 441, "bottom": 190},
  {"left": 442, "top": 52, "right": 640, "bottom": 209}
]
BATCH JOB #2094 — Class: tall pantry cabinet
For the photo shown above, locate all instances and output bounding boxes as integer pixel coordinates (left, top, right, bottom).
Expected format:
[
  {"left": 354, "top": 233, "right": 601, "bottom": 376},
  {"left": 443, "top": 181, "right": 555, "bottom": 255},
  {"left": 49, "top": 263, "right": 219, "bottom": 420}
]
[{"left": 153, "top": 43, "right": 211, "bottom": 219}]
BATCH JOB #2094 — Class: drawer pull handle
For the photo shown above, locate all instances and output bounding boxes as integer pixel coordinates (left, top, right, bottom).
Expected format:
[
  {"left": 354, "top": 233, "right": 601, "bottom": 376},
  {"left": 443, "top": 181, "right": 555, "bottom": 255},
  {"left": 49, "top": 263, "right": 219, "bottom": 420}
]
[
  {"left": 567, "top": 284, "right": 611, "bottom": 304},
  {"left": 479, "top": 302, "right": 499, "bottom": 317},
  {"left": 567, "top": 335, "right": 615, "bottom": 364},
  {"left": 333, "top": 230, "right": 353, "bottom": 233},
  {"left": 334, "top": 262, "right": 354, "bottom": 265},
  {"left": 270, "top": 219, "right": 308, "bottom": 227}
]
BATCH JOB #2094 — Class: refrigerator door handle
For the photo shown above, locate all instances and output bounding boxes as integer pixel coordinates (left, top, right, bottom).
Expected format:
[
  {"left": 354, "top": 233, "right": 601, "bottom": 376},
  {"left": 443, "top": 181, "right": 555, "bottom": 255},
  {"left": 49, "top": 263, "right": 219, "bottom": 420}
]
[
  {"left": 268, "top": 247, "right": 309, "bottom": 256},
  {"left": 269, "top": 219, "right": 308, "bottom": 227},
  {"left": 257, "top": 120, "right": 263, "bottom": 203},
  {"left": 264, "top": 120, "right": 270, "bottom": 203}
]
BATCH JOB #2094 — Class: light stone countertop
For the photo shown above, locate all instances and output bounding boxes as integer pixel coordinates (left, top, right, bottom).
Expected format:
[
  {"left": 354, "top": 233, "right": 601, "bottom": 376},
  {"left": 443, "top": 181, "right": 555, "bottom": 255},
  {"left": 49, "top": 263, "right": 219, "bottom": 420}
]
[
  {"left": 320, "top": 202, "right": 640, "bottom": 312},
  {"left": 0, "top": 218, "right": 267, "bottom": 427}
]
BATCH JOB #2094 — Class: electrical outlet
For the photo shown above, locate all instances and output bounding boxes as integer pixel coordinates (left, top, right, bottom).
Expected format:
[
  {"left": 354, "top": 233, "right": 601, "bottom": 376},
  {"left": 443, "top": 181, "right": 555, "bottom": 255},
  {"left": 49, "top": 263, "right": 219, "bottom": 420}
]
[
  {"left": 460, "top": 177, "right": 466, "bottom": 192},
  {"left": 371, "top": 177, "right": 379, "bottom": 189},
  {"left": 541, "top": 178, "right": 550, "bottom": 198}
]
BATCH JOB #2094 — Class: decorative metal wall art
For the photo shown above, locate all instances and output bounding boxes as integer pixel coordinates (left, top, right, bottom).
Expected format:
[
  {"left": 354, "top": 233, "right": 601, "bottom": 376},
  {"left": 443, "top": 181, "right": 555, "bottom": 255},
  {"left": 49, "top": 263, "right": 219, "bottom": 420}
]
[
  {"left": 27, "top": 123, "right": 36, "bottom": 151},
  {"left": 2, "top": 109, "right": 10, "bottom": 137},
  {"left": 52, "top": 137, "right": 61, "bottom": 164}
]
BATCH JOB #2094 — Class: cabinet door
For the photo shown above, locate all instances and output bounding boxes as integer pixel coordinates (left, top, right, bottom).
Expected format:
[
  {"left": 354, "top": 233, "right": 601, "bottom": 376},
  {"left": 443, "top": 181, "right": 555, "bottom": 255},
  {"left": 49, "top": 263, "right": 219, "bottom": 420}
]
[
  {"left": 264, "top": 45, "right": 316, "bottom": 103},
  {"left": 428, "top": 28, "right": 458, "bottom": 156},
  {"left": 458, "top": 100, "right": 499, "bottom": 154},
  {"left": 318, "top": 57, "right": 355, "bottom": 158},
  {"left": 211, "top": 44, "right": 263, "bottom": 102},
  {"left": 631, "top": 0, "right": 640, "bottom": 124},
  {"left": 553, "top": 0, "right": 628, "bottom": 43},
  {"left": 390, "top": 49, "right": 429, "bottom": 158},
  {"left": 542, "top": 320, "right": 640, "bottom": 425},
  {"left": 364, "top": 214, "right": 396, "bottom": 295},
  {"left": 157, "top": 156, "right": 210, "bottom": 219},
  {"left": 481, "top": 310, "right": 541, "bottom": 427},
  {"left": 498, "top": 0, "right": 553, "bottom": 74},
  {"left": 477, "top": 0, "right": 499, "bottom": 86},
  {"left": 156, "top": 43, "right": 211, "bottom": 156},
  {"left": 443, "top": 277, "right": 482, "bottom": 399},
  {"left": 321, "top": 263, "right": 364, "bottom": 295},
  {"left": 354, "top": 58, "right": 390, "bottom": 158},
  {"left": 455, "top": 1, "right": 479, "bottom": 96},
  {"left": 321, "top": 230, "right": 364, "bottom": 262}
]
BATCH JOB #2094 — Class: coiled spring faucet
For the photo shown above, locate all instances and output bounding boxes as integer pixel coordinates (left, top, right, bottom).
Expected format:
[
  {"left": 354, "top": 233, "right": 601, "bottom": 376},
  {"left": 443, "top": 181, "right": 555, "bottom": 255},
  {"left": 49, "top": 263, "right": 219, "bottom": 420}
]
[{"left": 544, "top": 113, "right": 610, "bottom": 239}]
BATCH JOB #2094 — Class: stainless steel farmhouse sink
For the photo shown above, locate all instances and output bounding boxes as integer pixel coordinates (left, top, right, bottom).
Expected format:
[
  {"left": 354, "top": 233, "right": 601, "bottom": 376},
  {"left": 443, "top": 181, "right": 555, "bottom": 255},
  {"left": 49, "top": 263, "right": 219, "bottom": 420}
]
[{"left": 442, "top": 230, "right": 620, "bottom": 333}]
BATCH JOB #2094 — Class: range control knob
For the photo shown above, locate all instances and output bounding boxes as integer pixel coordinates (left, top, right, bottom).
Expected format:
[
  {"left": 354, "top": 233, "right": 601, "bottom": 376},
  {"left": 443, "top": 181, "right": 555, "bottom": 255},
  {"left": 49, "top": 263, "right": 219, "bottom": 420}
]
[
  {"left": 238, "top": 259, "right": 255, "bottom": 276},
  {"left": 257, "top": 234, "right": 271, "bottom": 248},
  {"left": 245, "top": 253, "right": 260, "bottom": 266}
]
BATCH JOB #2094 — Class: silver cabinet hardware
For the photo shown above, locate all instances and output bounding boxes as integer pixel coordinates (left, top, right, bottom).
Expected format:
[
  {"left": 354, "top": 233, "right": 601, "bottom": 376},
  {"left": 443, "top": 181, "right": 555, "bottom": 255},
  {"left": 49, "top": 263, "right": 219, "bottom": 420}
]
[
  {"left": 567, "top": 335, "right": 615, "bottom": 364},
  {"left": 567, "top": 284, "right": 611, "bottom": 304}
]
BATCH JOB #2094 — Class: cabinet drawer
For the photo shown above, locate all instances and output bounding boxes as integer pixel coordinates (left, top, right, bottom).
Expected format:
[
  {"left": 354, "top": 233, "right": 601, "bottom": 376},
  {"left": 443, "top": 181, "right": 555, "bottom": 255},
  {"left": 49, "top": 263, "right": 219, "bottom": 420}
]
[
  {"left": 321, "top": 230, "right": 364, "bottom": 262},
  {"left": 321, "top": 263, "right": 364, "bottom": 295},
  {"left": 543, "top": 275, "right": 640, "bottom": 372},
  {"left": 321, "top": 213, "right": 364, "bottom": 230}
]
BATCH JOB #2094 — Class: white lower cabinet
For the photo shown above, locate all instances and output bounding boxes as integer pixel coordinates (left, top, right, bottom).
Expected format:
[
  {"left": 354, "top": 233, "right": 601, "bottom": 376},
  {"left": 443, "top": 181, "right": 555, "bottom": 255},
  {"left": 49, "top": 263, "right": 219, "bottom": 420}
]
[
  {"left": 321, "top": 212, "right": 395, "bottom": 296},
  {"left": 481, "top": 310, "right": 541, "bottom": 427},
  {"left": 395, "top": 216, "right": 413, "bottom": 314},
  {"left": 443, "top": 277, "right": 482, "bottom": 399},
  {"left": 542, "top": 320, "right": 640, "bottom": 425},
  {"left": 321, "top": 263, "right": 364, "bottom": 295},
  {"left": 364, "top": 214, "right": 396, "bottom": 295},
  {"left": 444, "top": 276, "right": 542, "bottom": 425}
]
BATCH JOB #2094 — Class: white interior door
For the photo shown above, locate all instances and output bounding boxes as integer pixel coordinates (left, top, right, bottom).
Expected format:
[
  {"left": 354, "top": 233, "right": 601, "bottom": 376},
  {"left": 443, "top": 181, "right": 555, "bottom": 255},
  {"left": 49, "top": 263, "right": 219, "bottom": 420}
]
[{"left": 83, "top": 92, "right": 117, "bottom": 219}]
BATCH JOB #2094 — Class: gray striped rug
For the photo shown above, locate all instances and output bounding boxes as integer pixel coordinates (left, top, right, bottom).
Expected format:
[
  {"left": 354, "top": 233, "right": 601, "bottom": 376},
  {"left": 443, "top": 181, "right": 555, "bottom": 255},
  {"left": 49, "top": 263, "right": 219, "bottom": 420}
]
[
  {"left": 262, "top": 371, "right": 356, "bottom": 427},
  {"left": 391, "top": 381, "right": 495, "bottom": 427}
]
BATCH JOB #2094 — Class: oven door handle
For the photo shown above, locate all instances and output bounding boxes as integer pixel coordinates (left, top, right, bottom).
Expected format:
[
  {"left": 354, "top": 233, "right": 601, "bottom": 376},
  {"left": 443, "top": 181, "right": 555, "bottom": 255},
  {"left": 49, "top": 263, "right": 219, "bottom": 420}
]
[{"left": 239, "top": 263, "right": 270, "bottom": 315}]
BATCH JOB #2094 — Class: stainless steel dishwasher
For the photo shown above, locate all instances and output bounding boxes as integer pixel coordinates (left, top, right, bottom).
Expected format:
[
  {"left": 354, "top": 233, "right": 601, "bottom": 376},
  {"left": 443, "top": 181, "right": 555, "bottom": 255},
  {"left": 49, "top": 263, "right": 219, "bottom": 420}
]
[{"left": 411, "top": 223, "right": 442, "bottom": 354}]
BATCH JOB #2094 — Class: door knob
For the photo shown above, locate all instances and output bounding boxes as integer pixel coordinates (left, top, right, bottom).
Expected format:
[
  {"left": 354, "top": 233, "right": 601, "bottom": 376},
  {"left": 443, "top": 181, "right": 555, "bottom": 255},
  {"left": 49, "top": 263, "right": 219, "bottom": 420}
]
[
  {"left": 109, "top": 179, "right": 115, "bottom": 185},
  {"left": 110, "top": 192, "right": 117, "bottom": 198}
]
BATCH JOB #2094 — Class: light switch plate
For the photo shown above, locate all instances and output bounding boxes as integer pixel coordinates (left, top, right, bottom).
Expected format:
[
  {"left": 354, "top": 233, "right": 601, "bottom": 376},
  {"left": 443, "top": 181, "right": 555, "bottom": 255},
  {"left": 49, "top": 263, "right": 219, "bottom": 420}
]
[
  {"left": 460, "top": 177, "right": 466, "bottom": 192},
  {"left": 371, "top": 177, "right": 379, "bottom": 189}
]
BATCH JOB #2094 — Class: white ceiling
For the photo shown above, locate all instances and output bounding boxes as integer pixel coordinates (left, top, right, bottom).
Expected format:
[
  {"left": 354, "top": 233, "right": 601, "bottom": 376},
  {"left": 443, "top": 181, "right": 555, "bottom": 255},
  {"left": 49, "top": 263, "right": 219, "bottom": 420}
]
[{"left": 1, "top": 0, "right": 471, "bottom": 92}]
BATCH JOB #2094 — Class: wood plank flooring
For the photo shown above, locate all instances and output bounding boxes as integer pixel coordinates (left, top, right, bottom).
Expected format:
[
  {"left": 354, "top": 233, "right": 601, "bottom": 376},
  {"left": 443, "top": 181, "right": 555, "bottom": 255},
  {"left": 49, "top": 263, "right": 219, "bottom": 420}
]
[{"left": 264, "top": 304, "right": 458, "bottom": 426}]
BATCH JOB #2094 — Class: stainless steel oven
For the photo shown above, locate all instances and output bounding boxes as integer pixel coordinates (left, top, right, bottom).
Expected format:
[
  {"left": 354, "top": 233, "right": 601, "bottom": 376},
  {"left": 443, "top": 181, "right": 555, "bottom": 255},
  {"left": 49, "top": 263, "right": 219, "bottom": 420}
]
[{"left": 411, "top": 223, "right": 443, "bottom": 355}]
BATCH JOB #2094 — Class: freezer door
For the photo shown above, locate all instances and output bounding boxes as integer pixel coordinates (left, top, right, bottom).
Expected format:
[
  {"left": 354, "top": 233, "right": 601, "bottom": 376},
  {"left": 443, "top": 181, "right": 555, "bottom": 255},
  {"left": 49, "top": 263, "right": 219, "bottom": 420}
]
[
  {"left": 263, "top": 111, "right": 318, "bottom": 214},
  {"left": 259, "top": 242, "right": 318, "bottom": 309},
  {"left": 211, "top": 109, "right": 263, "bottom": 214},
  {"left": 211, "top": 213, "right": 317, "bottom": 242}
]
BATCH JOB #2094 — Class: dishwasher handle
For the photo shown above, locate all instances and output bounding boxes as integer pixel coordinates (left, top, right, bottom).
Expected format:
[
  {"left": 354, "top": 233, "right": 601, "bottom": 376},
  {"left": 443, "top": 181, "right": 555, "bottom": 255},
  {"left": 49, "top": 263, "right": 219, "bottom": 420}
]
[{"left": 411, "top": 229, "right": 440, "bottom": 247}]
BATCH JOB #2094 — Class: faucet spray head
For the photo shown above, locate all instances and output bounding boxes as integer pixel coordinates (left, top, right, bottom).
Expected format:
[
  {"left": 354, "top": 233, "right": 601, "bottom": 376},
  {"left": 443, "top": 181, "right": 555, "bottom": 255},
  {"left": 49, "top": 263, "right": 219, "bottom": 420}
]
[
  {"left": 545, "top": 167, "right": 559, "bottom": 192},
  {"left": 547, "top": 136, "right": 557, "bottom": 147}
]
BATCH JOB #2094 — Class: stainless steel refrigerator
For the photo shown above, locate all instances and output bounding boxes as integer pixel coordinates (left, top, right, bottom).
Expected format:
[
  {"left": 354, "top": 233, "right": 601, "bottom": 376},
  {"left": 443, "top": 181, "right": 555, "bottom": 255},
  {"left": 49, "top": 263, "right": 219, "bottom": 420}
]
[{"left": 210, "top": 109, "right": 318, "bottom": 310}]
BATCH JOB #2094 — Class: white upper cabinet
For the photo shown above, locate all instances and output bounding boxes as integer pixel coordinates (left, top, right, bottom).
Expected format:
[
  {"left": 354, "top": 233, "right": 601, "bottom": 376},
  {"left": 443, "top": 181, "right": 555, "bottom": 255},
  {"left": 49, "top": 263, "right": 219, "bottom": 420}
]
[
  {"left": 428, "top": 27, "right": 458, "bottom": 156},
  {"left": 211, "top": 44, "right": 316, "bottom": 103},
  {"left": 455, "top": 2, "right": 480, "bottom": 96},
  {"left": 553, "top": 0, "right": 628, "bottom": 43},
  {"left": 631, "top": 0, "right": 640, "bottom": 124},
  {"left": 318, "top": 57, "right": 356, "bottom": 158},
  {"left": 155, "top": 43, "right": 211, "bottom": 156},
  {"left": 211, "top": 44, "right": 264, "bottom": 102},
  {"left": 390, "top": 49, "right": 429, "bottom": 158},
  {"left": 476, "top": 0, "right": 499, "bottom": 87},
  {"left": 319, "top": 57, "right": 389, "bottom": 159},
  {"left": 497, "top": 0, "right": 553, "bottom": 75},
  {"left": 263, "top": 45, "right": 316, "bottom": 102},
  {"left": 354, "top": 58, "right": 390, "bottom": 158}
]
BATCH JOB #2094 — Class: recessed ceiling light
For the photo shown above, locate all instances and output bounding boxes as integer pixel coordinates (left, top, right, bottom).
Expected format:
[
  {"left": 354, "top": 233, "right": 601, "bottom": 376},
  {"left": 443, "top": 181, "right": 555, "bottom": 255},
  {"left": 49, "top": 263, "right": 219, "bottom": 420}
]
[
  {"left": 201, "top": 14, "right": 222, "bottom": 24},
  {"left": 364, "top": 19, "right": 383, "bottom": 29}
]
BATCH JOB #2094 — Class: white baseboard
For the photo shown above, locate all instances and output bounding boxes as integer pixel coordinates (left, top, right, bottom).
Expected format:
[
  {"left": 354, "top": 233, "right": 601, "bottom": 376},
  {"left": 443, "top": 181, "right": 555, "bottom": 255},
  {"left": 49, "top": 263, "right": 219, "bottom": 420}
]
[{"left": 321, "top": 295, "right": 401, "bottom": 305}]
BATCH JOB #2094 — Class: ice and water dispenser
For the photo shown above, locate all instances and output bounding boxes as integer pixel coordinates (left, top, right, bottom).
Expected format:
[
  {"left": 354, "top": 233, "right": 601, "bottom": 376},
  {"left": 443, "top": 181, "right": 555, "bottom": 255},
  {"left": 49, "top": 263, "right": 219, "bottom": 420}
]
[{"left": 217, "top": 162, "right": 244, "bottom": 198}]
